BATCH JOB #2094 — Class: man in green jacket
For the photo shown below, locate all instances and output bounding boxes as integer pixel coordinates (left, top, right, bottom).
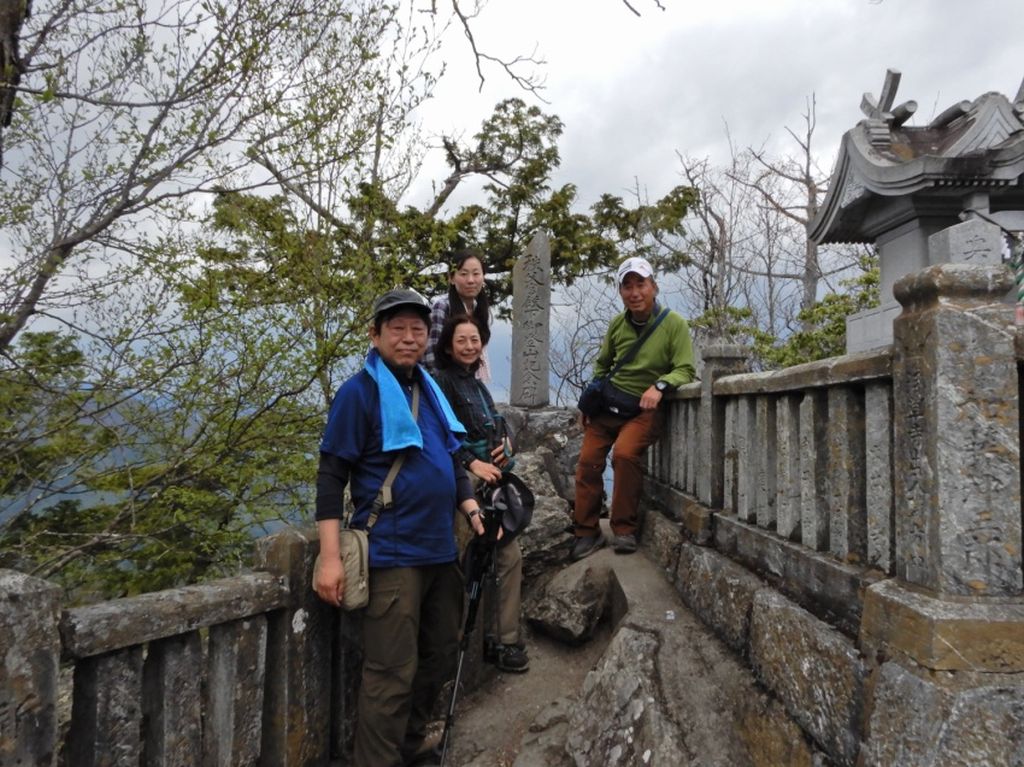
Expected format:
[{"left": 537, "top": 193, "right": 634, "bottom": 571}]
[{"left": 572, "top": 256, "right": 696, "bottom": 560}]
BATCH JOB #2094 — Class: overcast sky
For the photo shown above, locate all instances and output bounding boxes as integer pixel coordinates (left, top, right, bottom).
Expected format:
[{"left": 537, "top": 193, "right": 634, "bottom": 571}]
[
  {"left": 410, "top": 0, "right": 1022, "bottom": 211},
  {"left": 405, "top": 0, "right": 1023, "bottom": 400}
]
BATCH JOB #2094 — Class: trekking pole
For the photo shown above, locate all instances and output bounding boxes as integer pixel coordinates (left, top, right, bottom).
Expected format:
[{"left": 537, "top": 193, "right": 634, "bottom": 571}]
[{"left": 439, "top": 500, "right": 505, "bottom": 766}]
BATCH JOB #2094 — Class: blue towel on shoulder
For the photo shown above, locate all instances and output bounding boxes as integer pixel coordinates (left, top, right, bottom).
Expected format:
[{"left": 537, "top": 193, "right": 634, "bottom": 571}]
[{"left": 364, "top": 349, "right": 465, "bottom": 453}]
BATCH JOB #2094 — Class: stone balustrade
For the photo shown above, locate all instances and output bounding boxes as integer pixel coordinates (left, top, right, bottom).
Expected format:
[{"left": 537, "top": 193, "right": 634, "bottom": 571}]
[
  {"left": 642, "top": 260, "right": 1024, "bottom": 765},
  {"left": 0, "top": 527, "right": 352, "bottom": 766},
  {"left": 648, "top": 350, "right": 894, "bottom": 632}
]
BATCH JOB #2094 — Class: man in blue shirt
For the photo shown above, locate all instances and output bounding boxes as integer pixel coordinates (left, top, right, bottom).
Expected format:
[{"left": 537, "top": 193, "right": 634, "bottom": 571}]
[{"left": 315, "top": 288, "right": 486, "bottom": 766}]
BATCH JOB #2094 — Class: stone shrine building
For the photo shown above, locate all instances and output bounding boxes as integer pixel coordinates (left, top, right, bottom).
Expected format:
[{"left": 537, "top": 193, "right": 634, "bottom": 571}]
[{"left": 809, "top": 69, "right": 1024, "bottom": 352}]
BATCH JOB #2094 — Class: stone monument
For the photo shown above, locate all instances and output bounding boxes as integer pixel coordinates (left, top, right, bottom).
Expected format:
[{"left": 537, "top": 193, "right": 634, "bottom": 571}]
[
  {"left": 809, "top": 69, "right": 1024, "bottom": 352},
  {"left": 510, "top": 231, "right": 551, "bottom": 407}
]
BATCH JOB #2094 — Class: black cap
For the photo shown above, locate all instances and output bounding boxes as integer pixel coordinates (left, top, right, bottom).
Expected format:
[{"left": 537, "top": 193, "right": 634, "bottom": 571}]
[
  {"left": 480, "top": 472, "right": 535, "bottom": 544},
  {"left": 372, "top": 288, "right": 431, "bottom": 322}
]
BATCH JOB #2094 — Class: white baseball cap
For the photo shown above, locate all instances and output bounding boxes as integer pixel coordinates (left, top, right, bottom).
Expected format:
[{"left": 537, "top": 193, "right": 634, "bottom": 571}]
[{"left": 616, "top": 256, "right": 655, "bottom": 285}]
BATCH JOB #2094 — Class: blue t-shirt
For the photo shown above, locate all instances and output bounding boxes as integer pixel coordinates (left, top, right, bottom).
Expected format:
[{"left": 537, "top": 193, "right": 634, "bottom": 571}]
[{"left": 320, "top": 370, "right": 458, "bottom": 568}]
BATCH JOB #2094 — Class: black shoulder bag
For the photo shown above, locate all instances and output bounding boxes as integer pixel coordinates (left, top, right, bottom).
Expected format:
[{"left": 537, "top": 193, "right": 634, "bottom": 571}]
[{"left": 577, "top": 307, "right": 670, "bottom": 419}]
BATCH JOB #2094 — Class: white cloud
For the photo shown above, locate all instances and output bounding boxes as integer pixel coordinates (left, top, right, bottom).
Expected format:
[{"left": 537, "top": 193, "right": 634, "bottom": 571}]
[
  {"left": 406, "top": 0, "right": 1024, "bottom": 396},
  {"left": 408, "top": 0, "right": 1024, "bottom": 214}
]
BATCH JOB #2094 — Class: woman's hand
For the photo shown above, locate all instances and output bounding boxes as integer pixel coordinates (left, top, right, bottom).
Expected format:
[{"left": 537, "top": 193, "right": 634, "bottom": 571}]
[
  {"left": 489, "top": 438, "right": 512, "bottom": 469},
  {"left": 462, "top": 502, "right": 487, "bottom": 536},
  {"left": 470, "top": 458, "right": 502, "bottom": 484}
]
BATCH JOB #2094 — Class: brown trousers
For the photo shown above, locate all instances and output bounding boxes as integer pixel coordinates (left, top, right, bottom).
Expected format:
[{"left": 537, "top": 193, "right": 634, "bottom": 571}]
[
  {"left": 491, "top": 540, "right": 523, "bottom": 645},
  {"left": 354, "top": 562, "right": 462, "bottom": 767},
  {"left": 457, "top": 487, "right": 524, "bottom": 647},
  {"left": 573, "top": 408, "right": 663, "bottom": 538}
]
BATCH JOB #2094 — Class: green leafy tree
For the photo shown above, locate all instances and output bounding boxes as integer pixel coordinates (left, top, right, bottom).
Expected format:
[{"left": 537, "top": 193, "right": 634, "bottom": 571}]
[
  {"left": 429, "top": 98, "right": 698, "bottom": 310},
  {"left": 0, "top": 0, "right": 451, "bottom": 598},
  {"left": 759, "top": 253, "right": 880, "bottom": 368},
  {"left": 687, "top": 253, "right": 879, "bottom": 370},
  {"left": 0, "top": 0, "right": 697, "bottom": 599},
  {"left": 0, "top": 332, "right": 112, "bottom": 543}
]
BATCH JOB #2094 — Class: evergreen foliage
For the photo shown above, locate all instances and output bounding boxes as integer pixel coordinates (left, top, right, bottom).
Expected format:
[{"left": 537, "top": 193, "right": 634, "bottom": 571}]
[{"left": 0, "top": 0, "right": 870, "bottom": 601}]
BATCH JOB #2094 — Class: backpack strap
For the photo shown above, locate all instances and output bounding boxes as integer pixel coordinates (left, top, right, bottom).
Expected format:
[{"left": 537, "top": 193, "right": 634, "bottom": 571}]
[
  {"left": 607, "top": 305, "right": 671, "bottom": 378},
  {"left": 366, "top": 381, "right": 420, "bottom": 532}
]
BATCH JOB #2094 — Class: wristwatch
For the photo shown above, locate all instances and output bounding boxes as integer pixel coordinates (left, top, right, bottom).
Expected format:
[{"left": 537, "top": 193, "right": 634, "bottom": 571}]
[{"left": 654, "top": 380, "right": 670, "bottom": 393}]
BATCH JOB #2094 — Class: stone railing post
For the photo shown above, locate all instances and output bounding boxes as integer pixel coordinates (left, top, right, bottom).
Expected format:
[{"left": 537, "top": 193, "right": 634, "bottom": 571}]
[
  {"left": 860, "top": 256, "right": 1024, "bottom": 765},
  {"left": 254, "top": 527, "right": 333, "bottom": 766},
  {"left": 890, "top": 260, "right": 1020, "bottom": 596},
  {"left": 697, "top": 343, "right": 750, "bottom": 508},
  {"left": 0, "top": 570, "right": 61, "bottom": 766}
]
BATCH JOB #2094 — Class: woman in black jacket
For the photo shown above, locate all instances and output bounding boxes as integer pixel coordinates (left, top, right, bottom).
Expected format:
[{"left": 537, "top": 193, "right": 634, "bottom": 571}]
[{"left": 433, "top": 313, "right": 529, "bottom": 673}]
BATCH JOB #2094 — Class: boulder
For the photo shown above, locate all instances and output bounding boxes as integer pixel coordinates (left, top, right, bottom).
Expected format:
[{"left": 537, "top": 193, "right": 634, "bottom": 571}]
[
  {"left": 503, "top": 406, "right": 584, "bottom": 505},
  {"left": 565, "top": 626, "right": 688, "bottom": 766},
  {"left": 525, "top": 561, "right": 612, "bottom": 645},
  {"left": 507, "top": 443, "right": 575, "bottom": 580}
]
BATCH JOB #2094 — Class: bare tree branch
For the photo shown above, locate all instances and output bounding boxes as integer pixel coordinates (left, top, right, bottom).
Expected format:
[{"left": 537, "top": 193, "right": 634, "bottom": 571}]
[{"left": 450, "top": 0, "right": 546, "bottom": 96}]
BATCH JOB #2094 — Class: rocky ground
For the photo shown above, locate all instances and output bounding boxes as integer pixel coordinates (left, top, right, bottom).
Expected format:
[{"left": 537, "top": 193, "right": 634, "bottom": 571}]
[
  {"left": 439, "top": 620, "right": 612, "bottom": 766},
  {"left": 433, "top": 521, "right": 816, "bottom": 767},
  {"left": 418, "top": 407, "right": 813, "bottom": 766}
]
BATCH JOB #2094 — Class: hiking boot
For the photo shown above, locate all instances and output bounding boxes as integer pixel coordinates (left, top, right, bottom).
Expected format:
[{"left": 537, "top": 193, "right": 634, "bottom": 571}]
[
  {"left": 571, "top": 534, "right": 606, "bottom": 561},
  {"left": 485, "top": 641, "right": 530, "bottom": 673},
  {"left": 612, "top": 533, "right": 637, "bottom": 554}
]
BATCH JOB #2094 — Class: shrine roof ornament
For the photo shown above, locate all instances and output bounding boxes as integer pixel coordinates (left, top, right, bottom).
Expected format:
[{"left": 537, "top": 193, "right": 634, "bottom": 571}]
[{"left": 809, "top": 69, "right": 1024, "bottom": 245}]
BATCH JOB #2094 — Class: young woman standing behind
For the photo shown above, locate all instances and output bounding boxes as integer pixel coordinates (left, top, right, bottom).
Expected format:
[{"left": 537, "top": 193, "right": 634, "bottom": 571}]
[{"left": 424, "top": 248, "right": 491, "bottom": 375}]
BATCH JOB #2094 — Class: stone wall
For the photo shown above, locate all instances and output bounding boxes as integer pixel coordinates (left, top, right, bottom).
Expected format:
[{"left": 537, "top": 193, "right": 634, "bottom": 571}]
[{"left": 641, "top": 258, "right": 1024, "bottom": 766}]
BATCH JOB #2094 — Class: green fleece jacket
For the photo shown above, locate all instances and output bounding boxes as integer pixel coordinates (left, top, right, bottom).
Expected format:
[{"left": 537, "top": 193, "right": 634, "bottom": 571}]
[{"left": 594, "top": 306, "right": 696, "bottom": 396}]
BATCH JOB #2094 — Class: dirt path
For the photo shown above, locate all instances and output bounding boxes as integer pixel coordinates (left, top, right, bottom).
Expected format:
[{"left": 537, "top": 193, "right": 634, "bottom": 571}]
[{"left": 439, "top": 621, "right": 612, "bottom": 766}]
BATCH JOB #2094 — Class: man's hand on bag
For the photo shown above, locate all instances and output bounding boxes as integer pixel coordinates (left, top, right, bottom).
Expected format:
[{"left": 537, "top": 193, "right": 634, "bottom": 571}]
[
  {"left": 315, "top": 554, "right": 346, "bottom": 607},
  {"left": 640, "top": 385, "right": 663, "bottom": 410}
]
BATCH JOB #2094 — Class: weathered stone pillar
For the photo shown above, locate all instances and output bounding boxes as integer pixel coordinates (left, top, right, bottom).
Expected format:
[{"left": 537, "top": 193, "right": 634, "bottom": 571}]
[
  {"left": 861, "top": 259, "right": 1024, "bottom": 765},
  {"left": 774, "top": 394, "right": 801, "bottom": 540},
  {"left": 799, "top": 390, "right": 829, "bottom": 552},
  {"left": 510, "top": 230, "right": 551, "bottom": 407},
  {"left": 0, "top": 570, "right": 61, "bottom": 767},
  {"left": 67, "top": 646, "right": 144, "bottom": 767},
  {"left": 142, "top": 632, "right": 203, "bottom": 766},
  {"left": 205, "top": 615, "right": 268, "bottom": 767},
  {"left": 697, "top": 343, "right": 750, "bottom": 508},
  {"left": 329, "top": 612, "right": 362, "bottom": 762},
  {"left": 826, "top": 387, "right": 866, "bottom": 564},
  {"left": 254, "top": 527, "right": 333, "bottom": 765},
  {"left": 890, "top": 262, "right": 1020, "bottom": 595},
  {"left": 864, "top": 382, "right": 894, "bottom": 572}
]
